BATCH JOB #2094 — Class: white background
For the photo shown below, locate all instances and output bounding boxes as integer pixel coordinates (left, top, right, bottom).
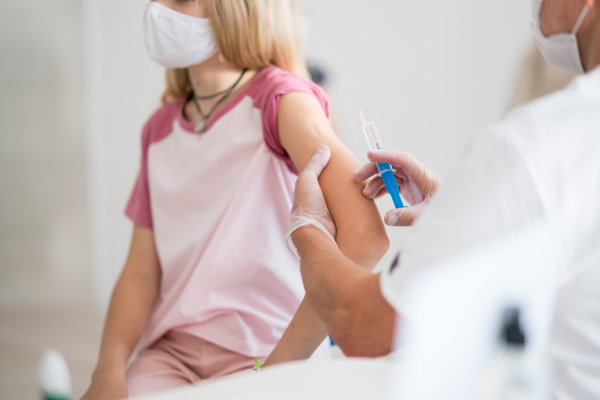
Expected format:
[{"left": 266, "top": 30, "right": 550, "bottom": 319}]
[
  {"left": 82, "top": 0, "right": 533, "bottom": 310},
  {"left": 0, "top": 0, "right": 91, "bottom": 310}
]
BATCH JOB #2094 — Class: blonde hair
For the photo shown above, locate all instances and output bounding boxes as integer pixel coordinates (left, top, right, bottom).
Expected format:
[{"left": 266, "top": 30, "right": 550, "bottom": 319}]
[{"left": 161, "top": 0, "right": 308, "bottom": 104}]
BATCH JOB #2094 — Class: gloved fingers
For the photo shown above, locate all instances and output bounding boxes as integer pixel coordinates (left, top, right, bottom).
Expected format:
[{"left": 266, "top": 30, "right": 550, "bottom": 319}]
[
  {"left": 367, "top": 149, "right": 413, "bottom": 169},
  {"left": 352, "top": 162, "right": 379, "bottom": 183},
  {"left": 363, "top": 174, "right": 411, "bottom": 200},
  {"left": 372, "top": 186, "right": 391, "bottom": 199},
  {"left": 367, "top": 150, "right": 425, "bottom": 181},
  {"left": 393, "top": 167, "right": 408, "bottom": 180},
  {"left": 362, "top": 175, "right": 385, "bottom": 199},
  {"left": 384, "top": 204, "right": 426, "bottom": 227},
  {"left": 368, "top": 150, "right": 440, "bottom": 199},
  {"left": 353, "top": 160, "right": 410, "bottom": 184},
  {"left": 301, "top": 145, "right": 332, "bottom": 179}
]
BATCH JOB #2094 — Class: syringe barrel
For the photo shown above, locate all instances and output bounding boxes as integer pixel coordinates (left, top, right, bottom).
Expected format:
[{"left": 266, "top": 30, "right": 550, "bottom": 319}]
[
  {"left": 361, "top": 122, "right": 384, "bottom": 150},
  {"left": 357, "top": 115, "right": 405, "bottom": 208}
]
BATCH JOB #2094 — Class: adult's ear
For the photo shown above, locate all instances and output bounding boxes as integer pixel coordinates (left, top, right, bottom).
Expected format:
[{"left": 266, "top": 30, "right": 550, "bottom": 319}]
[{"left": 585, "top": 0, "right": 596, "bottom": 9}]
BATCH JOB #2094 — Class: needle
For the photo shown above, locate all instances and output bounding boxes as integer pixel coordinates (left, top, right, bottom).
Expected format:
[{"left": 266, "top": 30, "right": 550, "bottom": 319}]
[{"left": 352, "top": 88, "right": 367, "bottom": 125}]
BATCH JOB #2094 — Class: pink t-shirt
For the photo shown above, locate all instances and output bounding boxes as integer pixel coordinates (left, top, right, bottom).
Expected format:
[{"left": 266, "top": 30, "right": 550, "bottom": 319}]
[{"left": 125, "top": 67, "right": 331, "bottom": 359}]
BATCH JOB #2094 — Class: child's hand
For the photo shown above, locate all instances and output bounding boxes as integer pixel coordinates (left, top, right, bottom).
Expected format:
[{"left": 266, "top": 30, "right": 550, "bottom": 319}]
[{"left": 80, "top": 370, "right": 127, "bottom": 400}]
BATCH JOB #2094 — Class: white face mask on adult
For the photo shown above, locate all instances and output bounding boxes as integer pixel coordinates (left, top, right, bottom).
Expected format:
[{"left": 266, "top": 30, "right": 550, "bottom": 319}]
[
  {"left": 143, "top": 2, "right": 219, "bottom": 69},
  {"left": 531, "top": 0, "right": 590, "bottom": 74}
]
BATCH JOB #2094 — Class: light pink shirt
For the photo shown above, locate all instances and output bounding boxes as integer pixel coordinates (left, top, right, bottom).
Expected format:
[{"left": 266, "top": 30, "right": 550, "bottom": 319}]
[{"left": 125, "top": 67, "right": 331, "bottom": 359}]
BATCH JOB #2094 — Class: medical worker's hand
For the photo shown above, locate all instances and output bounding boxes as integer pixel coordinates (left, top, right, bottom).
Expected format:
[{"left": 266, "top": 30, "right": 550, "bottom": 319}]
[
  {"left": 287, "top": 145, "right": 336, "bottom": 257},
  {"left": 353, "top": 150, "right": 441, "bottom": 227}
]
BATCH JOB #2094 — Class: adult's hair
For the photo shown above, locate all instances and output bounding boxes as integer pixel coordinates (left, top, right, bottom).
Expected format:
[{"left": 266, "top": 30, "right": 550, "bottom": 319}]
[{"left": 161, "top": 0, "right": 307, "bottom": 104}]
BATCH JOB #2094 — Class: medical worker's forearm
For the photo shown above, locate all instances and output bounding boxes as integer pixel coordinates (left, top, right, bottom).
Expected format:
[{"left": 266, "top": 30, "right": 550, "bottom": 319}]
[
  {"left": 294, "top": 227, "right": 358, "bottom": 323},
  {"left": 265, "top": 221, "right": 386, "bottom": 366},
  {"left": 294, "top": 226, "right": 396, "bottom": 357},
  {"left": 265, "top": 231, "right": 349, "bottom": 366}
]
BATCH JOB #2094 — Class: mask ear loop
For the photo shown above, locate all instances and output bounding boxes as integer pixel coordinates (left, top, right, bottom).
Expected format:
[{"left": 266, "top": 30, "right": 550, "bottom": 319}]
[{"left": 572, "top": 5, "right": 590, "bottom": 34}]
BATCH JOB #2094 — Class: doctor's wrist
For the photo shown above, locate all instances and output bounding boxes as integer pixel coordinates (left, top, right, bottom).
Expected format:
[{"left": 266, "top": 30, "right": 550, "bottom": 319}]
[
  {"left": 292, "top": 225, "right": 336, "bottom": 257},
  {"left": 291, "top": 224, "right": 317, "bottom": 247}
]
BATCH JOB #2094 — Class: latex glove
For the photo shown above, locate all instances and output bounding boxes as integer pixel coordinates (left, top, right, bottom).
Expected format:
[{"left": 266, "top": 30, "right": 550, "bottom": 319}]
[
  {"left": 353, "top": 150, "right": 441, "bottom": 227},
  {"left": 286, "top": 145, "right": 337, "bottom": 260}
]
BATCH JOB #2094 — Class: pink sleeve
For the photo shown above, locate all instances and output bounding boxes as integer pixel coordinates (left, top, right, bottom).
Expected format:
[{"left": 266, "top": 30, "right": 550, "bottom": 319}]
[
  {"left": 125, "top": 120, "right": 153, "bottom": 229},
  {"left": 254, "top": 68, "right": 330, "bottom": 175}
]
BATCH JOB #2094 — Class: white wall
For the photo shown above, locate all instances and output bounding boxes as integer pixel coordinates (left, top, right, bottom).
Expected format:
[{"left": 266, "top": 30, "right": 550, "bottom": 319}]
[
  {"left": 84, "top": 0, "right": 534, "bottom": 309},
  {"left": 83, "top": 0, "right": 164, "bottom": 309},
  {"left": 0, "top": 0, "right": 91, "bottom": 311},
  {"left": 303, "top": 0, "right": 533, "bottom": 269}
]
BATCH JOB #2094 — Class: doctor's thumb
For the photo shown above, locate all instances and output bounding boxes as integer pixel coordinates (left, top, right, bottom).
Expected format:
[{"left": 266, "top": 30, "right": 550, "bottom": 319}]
[
  {"left": 301, "top": 145, "right": 331, "bottom": 178},
  {"left": 385, "top": 205, "right": 425, "bottom": 227}
]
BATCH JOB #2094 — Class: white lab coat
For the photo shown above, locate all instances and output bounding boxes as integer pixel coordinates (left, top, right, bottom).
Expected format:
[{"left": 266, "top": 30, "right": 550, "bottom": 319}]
[{"left": 380, "top": 66, "right": 600, "bottom": 400}]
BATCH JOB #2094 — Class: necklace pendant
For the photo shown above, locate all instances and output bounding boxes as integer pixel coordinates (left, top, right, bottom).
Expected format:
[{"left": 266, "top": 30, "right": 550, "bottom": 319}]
[{"left": 194, "top": 120, "right": 205, "bottom": 133}]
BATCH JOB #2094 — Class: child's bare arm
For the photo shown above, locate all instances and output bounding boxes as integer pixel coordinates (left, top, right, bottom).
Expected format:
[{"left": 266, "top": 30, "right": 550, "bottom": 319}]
[
  {"left": 81, "top": 226, "right": 161, "bottom": 400},
  {"left": 263, "top": 92, "right": 389, "bottom": 366}
]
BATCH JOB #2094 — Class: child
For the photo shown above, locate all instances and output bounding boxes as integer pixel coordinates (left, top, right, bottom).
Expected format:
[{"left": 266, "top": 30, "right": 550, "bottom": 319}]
[{"left": 81, "top": 0, "right": 388, "bottom": 398}]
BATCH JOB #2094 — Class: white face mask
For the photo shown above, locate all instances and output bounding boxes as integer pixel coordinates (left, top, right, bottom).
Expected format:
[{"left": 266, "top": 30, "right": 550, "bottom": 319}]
[
  {"left": 531, "top": 0, "right": 589, "bottom": 75},
  {"left": 143, "top": 2, "right": 219, "bottom": 69}
]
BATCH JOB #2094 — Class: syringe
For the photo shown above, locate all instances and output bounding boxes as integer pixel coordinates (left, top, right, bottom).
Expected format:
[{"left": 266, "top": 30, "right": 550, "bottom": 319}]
[{"left": 353, "top": 89, "right": 405, "bottom": 209}]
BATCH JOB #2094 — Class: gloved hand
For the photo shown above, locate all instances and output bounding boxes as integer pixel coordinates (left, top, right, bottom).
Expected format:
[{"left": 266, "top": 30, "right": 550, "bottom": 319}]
[
  {"left": 286, "top": 145, "right": 337, "bottom": 260},
  {"left": 353, "top": 150, "right": 441, "bottom": 227}
]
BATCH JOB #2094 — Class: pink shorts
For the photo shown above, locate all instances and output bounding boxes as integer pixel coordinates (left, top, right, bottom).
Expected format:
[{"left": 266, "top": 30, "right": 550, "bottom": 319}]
[{"left": 126, "top": 331, "right": 256, "bottom": 397}]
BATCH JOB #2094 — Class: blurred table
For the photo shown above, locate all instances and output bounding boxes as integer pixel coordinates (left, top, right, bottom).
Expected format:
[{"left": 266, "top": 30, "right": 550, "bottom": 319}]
[{"left": 133, "top": 358, "right": 394, "bottom": 400}]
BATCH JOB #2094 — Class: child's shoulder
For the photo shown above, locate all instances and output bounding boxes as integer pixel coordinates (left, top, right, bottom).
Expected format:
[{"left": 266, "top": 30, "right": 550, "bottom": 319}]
[
  {"left": 249, "top": 66, "right": 327, "bottom": 105},
  {"left": 250, "top": 67, "right": 330, "bottom": 175}
]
